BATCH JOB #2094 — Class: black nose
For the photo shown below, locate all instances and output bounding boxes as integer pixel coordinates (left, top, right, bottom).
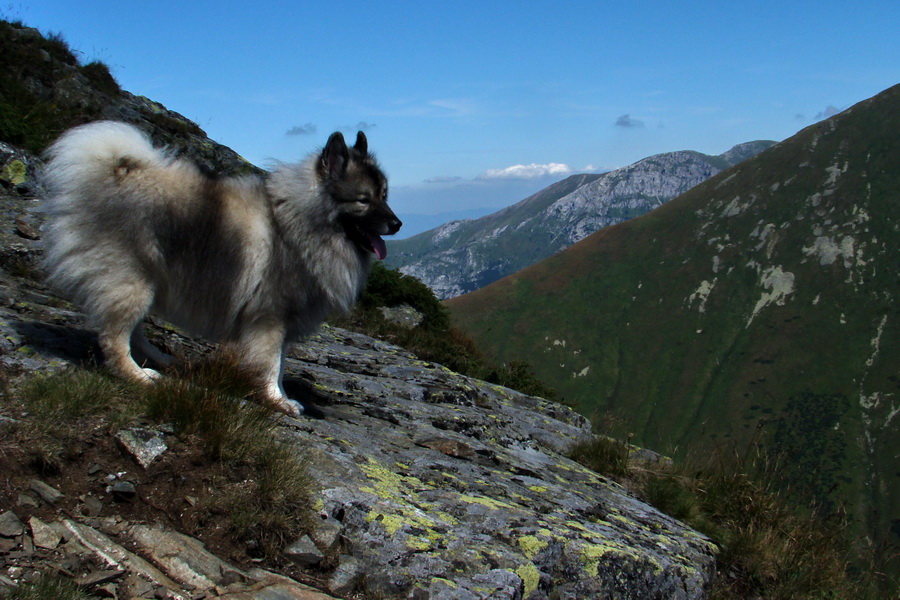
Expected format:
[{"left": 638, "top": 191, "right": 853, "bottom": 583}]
[{"left": 388, "top": 218, "right": 402, "bottom": 235}]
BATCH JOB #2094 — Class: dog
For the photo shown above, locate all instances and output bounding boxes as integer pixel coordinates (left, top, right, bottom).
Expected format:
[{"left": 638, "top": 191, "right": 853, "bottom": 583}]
[{"left": 42, "top": 121, "right": 401, "bottom": 416}]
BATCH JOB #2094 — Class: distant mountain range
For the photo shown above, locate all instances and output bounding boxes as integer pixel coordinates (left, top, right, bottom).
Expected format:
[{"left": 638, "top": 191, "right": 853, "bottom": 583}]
[
  {"left": 447, "top": 84, "right": 900, "bottom": 561},
  {"left": 386, "top": 140, "right": 775, "bottom": 299}
]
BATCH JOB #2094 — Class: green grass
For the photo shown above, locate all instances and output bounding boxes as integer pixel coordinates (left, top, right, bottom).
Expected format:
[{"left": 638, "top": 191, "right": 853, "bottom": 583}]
[
  {"left": 4, "top": 575, "right": 97, "bottom": 600},
  {"left": 566, "top": 435, "right": 630, "bottom": 480}
]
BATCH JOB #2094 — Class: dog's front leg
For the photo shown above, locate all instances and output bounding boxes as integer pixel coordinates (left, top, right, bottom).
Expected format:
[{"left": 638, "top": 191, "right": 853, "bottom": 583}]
[{"left": 234, "top": 323, "right": 303, "bottom": 417}]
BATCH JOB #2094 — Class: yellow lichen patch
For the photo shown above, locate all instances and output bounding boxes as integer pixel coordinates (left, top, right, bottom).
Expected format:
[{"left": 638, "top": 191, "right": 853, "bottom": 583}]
[
  {"left": 430, "top": 577, "right": 457, "bottom": 589},
  {"left": 406, "top": 536, "right": 432, "bottom": 551},
  {"left": 518, "top": 535, "right": 549, "bottom": 560},
  {"left": 366, "top": 511, "right": 406, "bottom": 536},
  {"left": 528, "top": 485, "right": 549, "bottom": 493},
  {"left": 458, "top": 494, "right": 518, "bottom": 511},
  {"left": 515, "top": 563, "right": 540, "bottom": 598},
  {"left": 359, "top": 457, "right": 430, "bottom": 501},
  {"left": 1, "top": 160, "right": 26, "bottom": 186},
  {"left": 580, "top": 541, "right": 651, "bottom": 577}
]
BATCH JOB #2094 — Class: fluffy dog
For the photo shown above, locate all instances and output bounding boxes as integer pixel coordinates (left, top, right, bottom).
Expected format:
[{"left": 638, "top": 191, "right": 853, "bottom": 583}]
[{"left": 42, "top": 121, "right": 401, "bottom": 416}]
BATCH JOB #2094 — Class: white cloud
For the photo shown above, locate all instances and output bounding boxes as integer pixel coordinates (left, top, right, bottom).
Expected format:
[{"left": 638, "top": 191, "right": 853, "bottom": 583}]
[{"left": 479, "top": 162, "right": 573, "bottom": 180}]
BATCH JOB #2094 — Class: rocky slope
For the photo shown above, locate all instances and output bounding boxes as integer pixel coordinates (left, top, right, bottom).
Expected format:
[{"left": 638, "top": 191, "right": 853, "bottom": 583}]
[
  {"left": 0, "top": 167, "right": 716, "bottom": 599},
  {"left": 386, "top": 141, "right": 774, "bottom": 299},
  {"left": 0, "top": 20, "right": 258, "bottom": 177},
  {"left": 447, "top": 84, "right": 900, "bottom": 565}
]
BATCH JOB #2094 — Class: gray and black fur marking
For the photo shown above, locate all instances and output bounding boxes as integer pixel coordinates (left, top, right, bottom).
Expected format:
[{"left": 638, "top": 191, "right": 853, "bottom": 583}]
[{"left": 42, "top": 121, "right": 401, "bottom": 416}]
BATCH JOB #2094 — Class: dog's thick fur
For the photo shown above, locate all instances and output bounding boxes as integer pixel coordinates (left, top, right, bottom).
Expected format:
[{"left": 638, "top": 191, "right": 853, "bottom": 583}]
[{"left": 42, "top": 121, "right": 401, "bottom": 415}]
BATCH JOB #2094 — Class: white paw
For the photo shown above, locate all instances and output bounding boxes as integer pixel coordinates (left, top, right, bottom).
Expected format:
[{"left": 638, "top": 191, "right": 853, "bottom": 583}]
[
  {"left": 273, "top": 397, "right": 305, "bottom": 418},
  {"left": 139, "top": 367, "right": 162, "bottom": 382}
]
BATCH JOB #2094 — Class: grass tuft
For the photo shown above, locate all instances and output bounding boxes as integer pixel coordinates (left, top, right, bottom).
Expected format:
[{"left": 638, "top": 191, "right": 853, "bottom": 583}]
[
  {"left": 566, "top": 435, "right": 630, "bottom": 480},
  {"left": 4, "top": 575, "right": 95, "bottom": 600}
]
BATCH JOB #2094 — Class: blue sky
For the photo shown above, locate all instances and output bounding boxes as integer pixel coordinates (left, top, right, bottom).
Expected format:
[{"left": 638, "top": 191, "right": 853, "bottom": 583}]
[{"left": 9, "top": 1, "right": 900, "bottom": 237}]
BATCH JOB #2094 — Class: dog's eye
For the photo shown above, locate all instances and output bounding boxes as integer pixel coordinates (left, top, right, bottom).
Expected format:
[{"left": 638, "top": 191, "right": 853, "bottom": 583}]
[{"left": 356, "top": 195, "right": 371, "bottom": 205}]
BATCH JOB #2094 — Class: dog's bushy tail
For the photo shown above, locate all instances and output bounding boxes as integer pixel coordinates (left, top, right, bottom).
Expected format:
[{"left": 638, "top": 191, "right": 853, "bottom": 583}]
[{"left": 43, "top": 121, "right": 169, "bottom": 204}]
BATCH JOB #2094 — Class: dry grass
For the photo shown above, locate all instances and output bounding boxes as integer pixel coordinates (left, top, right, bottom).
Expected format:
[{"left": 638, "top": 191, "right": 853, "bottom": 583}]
[{"left": 568, "top": 435, "right": 892, "bottom": 599}]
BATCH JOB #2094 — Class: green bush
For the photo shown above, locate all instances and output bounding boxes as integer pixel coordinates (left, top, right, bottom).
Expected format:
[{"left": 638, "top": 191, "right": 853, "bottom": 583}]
[
  {"left": 335, "top": 262, "right": 556, "bottom": 400},
  {"left": 358, "top": 261, "right": 449, "bottom": 331}
]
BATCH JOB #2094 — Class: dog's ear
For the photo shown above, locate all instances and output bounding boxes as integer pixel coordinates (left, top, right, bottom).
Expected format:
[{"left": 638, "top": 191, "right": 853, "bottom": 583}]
[
  {"left": 354, "top": 131, "right": 368, "bottom": 156},
  {"left": 322, "top": 132, "right": 349, "bottom": 179}
]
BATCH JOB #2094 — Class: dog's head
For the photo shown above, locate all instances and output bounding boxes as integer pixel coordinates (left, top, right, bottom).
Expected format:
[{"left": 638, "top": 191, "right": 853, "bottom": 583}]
[{"left": 318, "top": 131, "right": 401, "bottom": 260}]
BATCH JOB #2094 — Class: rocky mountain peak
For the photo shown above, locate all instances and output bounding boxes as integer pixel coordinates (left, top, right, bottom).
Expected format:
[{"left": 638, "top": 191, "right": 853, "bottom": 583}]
[{"left": 387, "top": 141, "right": 775, "bottom": 300}]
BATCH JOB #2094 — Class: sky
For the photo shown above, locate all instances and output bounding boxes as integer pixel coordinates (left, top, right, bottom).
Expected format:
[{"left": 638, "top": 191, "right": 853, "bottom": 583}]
[{"left": 8, "top": 1, "right": 900, "bottom": 237}]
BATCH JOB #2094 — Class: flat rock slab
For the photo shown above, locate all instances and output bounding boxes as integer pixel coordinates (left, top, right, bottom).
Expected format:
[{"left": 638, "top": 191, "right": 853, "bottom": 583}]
[{"left": 277, "top": 328, "right": 717, "bottom": 599}]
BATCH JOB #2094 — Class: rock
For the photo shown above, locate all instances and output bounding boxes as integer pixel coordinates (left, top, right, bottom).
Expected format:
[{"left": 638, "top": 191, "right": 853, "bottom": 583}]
[
  {"left": 378, "top": 304, "right": 424, "bottom": 328},
  {"left": 415, "top": 435, "right": 477, "bottom": 460},
  {"left": 309, "top": 515, "right": 343, "bottom": 555},
  {"left": 14, "top": 215, "right": 40, "bottom": 240},
  {"left": 29, "top": 479, "right": 63, "bottom": 504},
  {"left": 327, "top": 554, "right": 363, "bottom": 597},
  {"left": 80, "top": 494, "right": 104, "bottom": 517},
  {"left": 115, "top": 427, "right": 168, "bottom": 468},
  {"left": 62, "top": 520, "right": 186, "bottom": 597},
  {"left": 228, "top": 569, "right": 343, "bottom": 599},
  {"left": 16, "top": 493, "right": 39, "bottom": 508},
  {"left": 283, "top": 535, "right": 324, "bottom": 566},
  {"left": 128, "top": 522, "right": 249, "bottom": 591},
  {"left": 73, "top": 569, "right": 126, "bottom": 588},
  {"left": 29, "top": 516, "right": 62, "bottom": 549},
  {"left": 110, "top": 480, "right": 137, "bottom": 500},
  {"left": 0, "top": 141, "right": 43, "bottom": 197},
  {"left": 0, "top": 511, "right": 24, "bottom": 537}
]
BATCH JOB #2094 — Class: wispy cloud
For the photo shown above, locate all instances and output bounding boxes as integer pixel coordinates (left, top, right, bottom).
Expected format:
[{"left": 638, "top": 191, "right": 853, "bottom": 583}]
[
  {"left": 815, "top": 105, "right": 842, "bottom": 120},
  {"left": 479, "top": 163, "right": 573, "bottom": 180},
  {"left": 614, "top": 114, "right": 645, "bottom": 128},
  {"left": 428, "top": 98, "right": 477, "bottom": 117},
  {"left": 425, "top": 175, "right": 465, "bottom": 184},
  {"left": 286, "top": 123, "right": 317, "bottom": 136}
]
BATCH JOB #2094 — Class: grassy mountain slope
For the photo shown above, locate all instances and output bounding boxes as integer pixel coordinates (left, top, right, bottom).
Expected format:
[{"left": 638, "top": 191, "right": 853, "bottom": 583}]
[
  {"left": 387, "top": 142, "right": 774, "bottom": 299},
  {"left": 447, "top": 84, "right": 900, "bottom": 556}
]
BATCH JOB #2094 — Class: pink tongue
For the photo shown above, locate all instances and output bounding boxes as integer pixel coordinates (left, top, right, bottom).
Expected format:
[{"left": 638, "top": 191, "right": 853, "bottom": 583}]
[{"left": 369, "top": 233, "right": 387, "bottom": 260}]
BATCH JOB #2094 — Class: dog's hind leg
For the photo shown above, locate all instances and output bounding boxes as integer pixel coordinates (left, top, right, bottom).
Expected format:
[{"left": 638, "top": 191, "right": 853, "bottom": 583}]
[
  {"left": 94, "top": 283, "right": 162, "bottom": 383},
  {"left": 233, "top": 323, "right": 303, "bottom": 417},
  {"left": 130, "top": 327, "right": 178, "bottom": 371}
]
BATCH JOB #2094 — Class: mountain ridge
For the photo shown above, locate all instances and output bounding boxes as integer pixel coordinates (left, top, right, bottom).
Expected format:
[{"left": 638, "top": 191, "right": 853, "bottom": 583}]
[
  {"left": 447, "top": 84, "right": 900, "bottom": 565},
  {"left": 387, "top": 140, "right": 775, "bottom": 299}
]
